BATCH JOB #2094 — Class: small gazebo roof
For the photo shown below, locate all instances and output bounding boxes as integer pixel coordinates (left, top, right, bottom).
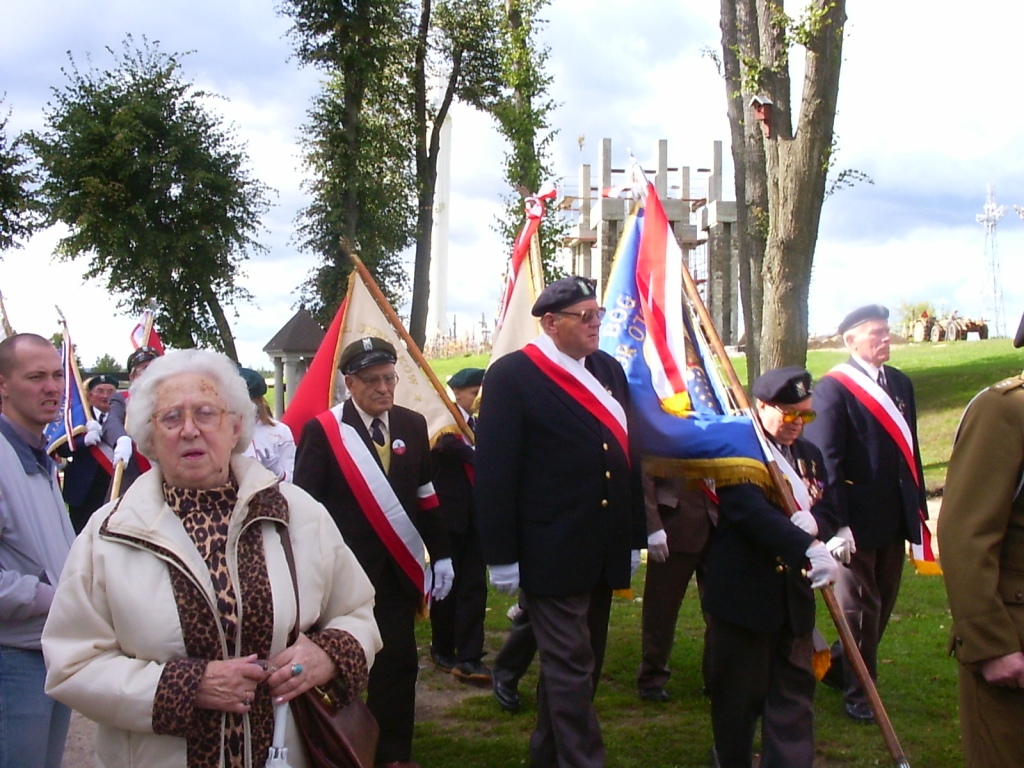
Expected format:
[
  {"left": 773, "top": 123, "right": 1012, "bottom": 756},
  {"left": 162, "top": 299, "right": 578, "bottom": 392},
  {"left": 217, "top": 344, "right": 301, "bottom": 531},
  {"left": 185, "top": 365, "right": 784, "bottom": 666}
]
[{"left": 263, "top": 307, "right": 324, "bottom": 357}]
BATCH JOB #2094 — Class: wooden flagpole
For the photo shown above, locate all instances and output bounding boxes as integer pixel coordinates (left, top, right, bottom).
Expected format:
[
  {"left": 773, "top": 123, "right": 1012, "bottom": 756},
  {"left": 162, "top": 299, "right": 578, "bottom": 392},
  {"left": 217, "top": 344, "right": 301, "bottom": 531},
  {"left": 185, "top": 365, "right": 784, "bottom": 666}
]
[
  {"left": 677, "top": 264, "right": 911, "bottom": 767},
  {"left": 343, "top": 243, "right": 474, "bottom": 443}
]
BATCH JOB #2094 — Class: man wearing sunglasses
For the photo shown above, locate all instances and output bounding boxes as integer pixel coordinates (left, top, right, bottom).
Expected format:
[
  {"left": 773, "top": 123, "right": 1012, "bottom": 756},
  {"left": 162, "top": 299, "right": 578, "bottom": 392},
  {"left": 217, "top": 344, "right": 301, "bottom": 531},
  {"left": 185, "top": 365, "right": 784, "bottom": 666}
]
[
  {"left": 293, "top": 336, "right": 453, "bottom": 768},
  {"left": 704, "top": 365, "right": 840, "bottom": 768},
  {"left": 476, "top": 276, "right": 646, "bottom": 768},
  {"left": 804, "top": 304, "right": 928, "bottom": 723}
]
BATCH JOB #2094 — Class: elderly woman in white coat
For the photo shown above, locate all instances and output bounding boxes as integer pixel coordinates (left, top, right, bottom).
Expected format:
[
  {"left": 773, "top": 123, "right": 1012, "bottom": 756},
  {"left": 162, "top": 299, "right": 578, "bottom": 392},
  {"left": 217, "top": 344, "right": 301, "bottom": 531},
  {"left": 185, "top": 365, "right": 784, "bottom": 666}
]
[{"left": 42, "top": 349, "right": 382, "bottom": 768}]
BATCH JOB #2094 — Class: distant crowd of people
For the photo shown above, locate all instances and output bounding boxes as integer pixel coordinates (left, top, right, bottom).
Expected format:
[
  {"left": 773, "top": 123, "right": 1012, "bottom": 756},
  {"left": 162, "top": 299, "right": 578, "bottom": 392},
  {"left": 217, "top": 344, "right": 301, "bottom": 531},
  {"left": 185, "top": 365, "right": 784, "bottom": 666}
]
[{"left": 0, "top": 284, "right": 1020, "bottom": 768}]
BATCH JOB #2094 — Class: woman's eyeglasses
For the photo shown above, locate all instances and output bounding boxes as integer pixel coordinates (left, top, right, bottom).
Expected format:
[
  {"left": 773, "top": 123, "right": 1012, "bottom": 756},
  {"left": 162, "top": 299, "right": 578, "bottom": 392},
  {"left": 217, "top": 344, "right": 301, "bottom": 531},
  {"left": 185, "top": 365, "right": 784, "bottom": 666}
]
[
  {"left": 153, "top": 405, "right": 233, "bottom": 431},
  {"left": 555, "top": 307, "right": 607, "bottom": 324},
  {"left": 770, "top": 404, "right": 817, "bottom": 424}
]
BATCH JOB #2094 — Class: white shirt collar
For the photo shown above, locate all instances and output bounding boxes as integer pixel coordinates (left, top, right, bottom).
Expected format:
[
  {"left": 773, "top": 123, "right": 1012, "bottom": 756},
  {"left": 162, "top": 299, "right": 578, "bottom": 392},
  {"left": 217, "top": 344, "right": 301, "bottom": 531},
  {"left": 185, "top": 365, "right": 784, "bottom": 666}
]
[{"left": 351, "top": 401, "right": 389, "bottom": 435}]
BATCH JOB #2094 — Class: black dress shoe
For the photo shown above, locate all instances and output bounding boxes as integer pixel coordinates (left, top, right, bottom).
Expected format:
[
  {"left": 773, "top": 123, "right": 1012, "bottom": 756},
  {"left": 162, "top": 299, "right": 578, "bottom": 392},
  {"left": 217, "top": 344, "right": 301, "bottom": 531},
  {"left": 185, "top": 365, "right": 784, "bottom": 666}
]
[
  {"left": 820, "top": 661, "right": 843, "bottom": 692},
  {"left": 638, "top": 686, "right": 670, "bottom": 703},
  {"left": 493, "top": 679, "right": 521, "bottom": 712},
  {"left": 453, "top": 660, "right": 493, "bottom": 687},
  {"left": 844, "top": 701, "right": 875, "bottom": 722},
  {"left": 429, "top": 648, "right": 457, "bottom": 672}
]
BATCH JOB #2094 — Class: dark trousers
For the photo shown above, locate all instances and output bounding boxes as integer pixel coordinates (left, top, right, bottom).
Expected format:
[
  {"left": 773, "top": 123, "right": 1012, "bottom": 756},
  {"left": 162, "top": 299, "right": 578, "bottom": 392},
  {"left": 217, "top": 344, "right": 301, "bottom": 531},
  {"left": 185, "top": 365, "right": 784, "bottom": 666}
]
[
  {"left": 66, "top": 471, "right": 111, "bottom": 534},
  {"left": 708, "top": 620, "right": 816, "bottom": 768},
  {"left": 365, "top": 567, "right": 420, "bottom": 764},
  {"left": 429, "top": 526, "right": 487, "bottom": 663},
  {"left": 523, "top": 583, "right": 612, "bottom": 768},
  {"left": 637, "top": 551, "right": 708, "bottom": 691},
  {"left": 831, "top": 540, "right": 905, "bottom": 705},
  {"left": 493, "top": 605, "right": 538, "bottom": 689}
]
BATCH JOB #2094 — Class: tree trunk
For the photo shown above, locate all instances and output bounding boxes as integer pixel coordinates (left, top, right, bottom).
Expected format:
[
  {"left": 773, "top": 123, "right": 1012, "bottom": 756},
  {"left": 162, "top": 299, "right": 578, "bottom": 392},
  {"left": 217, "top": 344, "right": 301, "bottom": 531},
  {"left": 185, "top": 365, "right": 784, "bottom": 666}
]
[
  {"left": 204, "top": 289, "right": 239, "bottom": 362},
  {"left": 722, "top": 0, "right": 846, "bottom": 372}
]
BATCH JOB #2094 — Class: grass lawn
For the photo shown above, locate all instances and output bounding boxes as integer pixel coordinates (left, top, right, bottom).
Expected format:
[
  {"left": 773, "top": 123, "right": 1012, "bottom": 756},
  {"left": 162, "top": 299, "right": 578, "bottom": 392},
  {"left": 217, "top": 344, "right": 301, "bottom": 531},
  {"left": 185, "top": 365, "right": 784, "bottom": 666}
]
[{"left": 407, "top": 338, "right": 1020, "bottom": 766}]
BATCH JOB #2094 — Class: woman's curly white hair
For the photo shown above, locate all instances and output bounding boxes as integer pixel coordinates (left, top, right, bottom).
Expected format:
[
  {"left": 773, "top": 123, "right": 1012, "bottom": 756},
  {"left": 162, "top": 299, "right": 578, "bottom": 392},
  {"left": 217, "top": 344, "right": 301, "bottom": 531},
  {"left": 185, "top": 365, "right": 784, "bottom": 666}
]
[{"left": 126, "top": 349, "right": 255, "bottom": 459}]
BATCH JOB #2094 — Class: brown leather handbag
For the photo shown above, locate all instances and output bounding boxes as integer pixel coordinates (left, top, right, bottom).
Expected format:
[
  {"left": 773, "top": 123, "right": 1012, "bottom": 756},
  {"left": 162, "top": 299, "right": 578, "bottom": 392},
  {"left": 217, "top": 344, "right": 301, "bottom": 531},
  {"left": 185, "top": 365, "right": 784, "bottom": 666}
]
[{"left": 281, "top": 527, "right": 379, "bottom": 768}]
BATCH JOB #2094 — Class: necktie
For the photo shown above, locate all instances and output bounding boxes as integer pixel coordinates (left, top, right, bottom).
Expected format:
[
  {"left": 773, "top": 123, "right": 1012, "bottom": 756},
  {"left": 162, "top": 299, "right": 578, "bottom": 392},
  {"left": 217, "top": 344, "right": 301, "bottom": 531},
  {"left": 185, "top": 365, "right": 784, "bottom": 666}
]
[
  {"left": 370, "top": 418, "right": 386, "bottom": 447},
  {"left": 877, "top": 369, "right": 889, "bottom": 395},
  {"left": 98, "top": 412, "right": 106, "bottom": 425},
  {"left": 467, "top": 414, "right": 477, "bottom": 431}
]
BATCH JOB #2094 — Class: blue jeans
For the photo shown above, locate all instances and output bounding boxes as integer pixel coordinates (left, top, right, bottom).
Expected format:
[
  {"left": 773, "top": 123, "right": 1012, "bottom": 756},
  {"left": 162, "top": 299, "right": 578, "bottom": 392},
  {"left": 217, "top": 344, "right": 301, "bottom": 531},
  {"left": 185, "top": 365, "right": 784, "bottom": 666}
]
[{"left": 0, "top": 646, "right": 70, "bottom": 768}]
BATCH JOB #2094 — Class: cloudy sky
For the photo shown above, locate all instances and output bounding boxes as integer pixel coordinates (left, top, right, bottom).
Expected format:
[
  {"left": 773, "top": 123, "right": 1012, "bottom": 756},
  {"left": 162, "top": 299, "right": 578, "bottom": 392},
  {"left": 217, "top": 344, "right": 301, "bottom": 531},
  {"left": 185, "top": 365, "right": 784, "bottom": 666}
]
[{"left": 3, "top": 1, "right": 1023, "bottom": 368}]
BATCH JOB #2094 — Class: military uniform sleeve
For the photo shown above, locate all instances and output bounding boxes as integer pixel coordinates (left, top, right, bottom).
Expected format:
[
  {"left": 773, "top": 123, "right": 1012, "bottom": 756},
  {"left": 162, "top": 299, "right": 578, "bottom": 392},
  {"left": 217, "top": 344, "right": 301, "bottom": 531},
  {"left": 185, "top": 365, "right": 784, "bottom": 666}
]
[
  {"left": 717, "top": 482, "right": 815, "bottom": 571},
  {"left": 293, "top": 418, "right": 332, "bottom": 505},
  {"left": 939, "top": 385, "right": 1024, "bottom": 664},
  {"left": 804, "top": 376, "right": 850, "bottom": 526}
]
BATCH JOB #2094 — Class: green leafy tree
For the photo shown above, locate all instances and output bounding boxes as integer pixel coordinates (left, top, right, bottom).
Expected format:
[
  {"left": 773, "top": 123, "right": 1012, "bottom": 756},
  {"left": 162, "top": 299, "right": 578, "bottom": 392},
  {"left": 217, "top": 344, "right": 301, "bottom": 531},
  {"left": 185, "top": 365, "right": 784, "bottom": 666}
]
[
  {"left": 720, "top": 0, "right": 847, "bottom": 380},
  {"left": 27, "top": 37, "right": 271, "bottom": 359},
  {"left": 489, "top": 0, "right": 566, "bottom": 284},
  {"left": 0, "top": 98, "right": 40, "bottom": 254},
  {"left": 93, "top": 353, "right": 124, "bottom": 373},
  {"left": 282, "top": 0, "right": 415, "bottom": 324}
]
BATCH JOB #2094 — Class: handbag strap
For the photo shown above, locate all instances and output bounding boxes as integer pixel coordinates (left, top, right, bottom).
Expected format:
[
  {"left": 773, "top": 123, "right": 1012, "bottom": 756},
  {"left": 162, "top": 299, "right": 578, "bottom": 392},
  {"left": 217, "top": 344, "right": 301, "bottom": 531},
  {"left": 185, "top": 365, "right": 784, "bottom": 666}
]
[{"left": 279, "top": 525, "right": 301, "bottom": 646}]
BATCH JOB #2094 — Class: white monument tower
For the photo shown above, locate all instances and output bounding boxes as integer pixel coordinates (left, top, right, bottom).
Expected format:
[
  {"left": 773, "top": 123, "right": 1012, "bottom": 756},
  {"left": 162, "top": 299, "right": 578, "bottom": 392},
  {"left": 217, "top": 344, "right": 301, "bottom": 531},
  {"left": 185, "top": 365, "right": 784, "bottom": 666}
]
[
  {"left": 977, "top": 183, "right": 1006, "bottom": 337},
  {"left": 425, "top": 85, "right": 452, "bottom": 345}
]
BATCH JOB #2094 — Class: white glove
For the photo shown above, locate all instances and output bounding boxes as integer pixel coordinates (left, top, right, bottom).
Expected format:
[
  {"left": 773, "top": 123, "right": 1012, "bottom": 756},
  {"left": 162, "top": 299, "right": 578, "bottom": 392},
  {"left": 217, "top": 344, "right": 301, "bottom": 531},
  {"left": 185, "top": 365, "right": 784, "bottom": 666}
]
[
  {"left": 646, "top": 529, "right": 669, "bottom": 563},
  {"left": 255, "top": 447, "right": 284, "bottom": 480},
  {"left": 826, "top": 526, "right": 857, "bottom": 565},
  {"left": 790, "top": 509, "right": 818, "bottom": 537},
  {"left": 83, "top": 420, "right": 102, "bottom": 447},
  {"left": 630, "top": 549, "right": 642, "bottom": 577},
  {"left": 113, "top": 435, "right": 134, "bottom": 465},
  {"left": 431, "top": 558, "right": 455, "bottom": 601},
  {"left": 489, "top": 563, "right": 520, "bottom": 596},
  {"left": 805, "top": 541, "right": 839, "bottom": 590}
]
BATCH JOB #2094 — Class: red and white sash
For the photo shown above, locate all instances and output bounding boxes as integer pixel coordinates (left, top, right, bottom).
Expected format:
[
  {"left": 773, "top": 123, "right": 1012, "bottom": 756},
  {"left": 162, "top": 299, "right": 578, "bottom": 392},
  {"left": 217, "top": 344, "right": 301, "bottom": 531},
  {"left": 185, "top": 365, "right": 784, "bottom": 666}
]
[
  {"left": 766, "top": 442, "right": 812, "bottom": 512},
  {"left": 317, "top": 409, "right": 428, "bottom": 593},
  {"left": 523, "top": 334, "right": 630, "bottom": 462},
  {"left": 825, "top": 364, "right": 939, "bottom": 570}
]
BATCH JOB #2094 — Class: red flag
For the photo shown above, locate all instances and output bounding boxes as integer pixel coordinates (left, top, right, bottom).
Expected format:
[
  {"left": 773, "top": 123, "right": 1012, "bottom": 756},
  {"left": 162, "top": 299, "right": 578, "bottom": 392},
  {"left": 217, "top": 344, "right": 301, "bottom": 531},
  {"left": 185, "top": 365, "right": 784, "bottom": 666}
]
[
  {"left": 130, "top": 310, "right": 165, "bottom": 354},
  {"left": 280, "top": 295, "right": 347, "bottom": 438}
]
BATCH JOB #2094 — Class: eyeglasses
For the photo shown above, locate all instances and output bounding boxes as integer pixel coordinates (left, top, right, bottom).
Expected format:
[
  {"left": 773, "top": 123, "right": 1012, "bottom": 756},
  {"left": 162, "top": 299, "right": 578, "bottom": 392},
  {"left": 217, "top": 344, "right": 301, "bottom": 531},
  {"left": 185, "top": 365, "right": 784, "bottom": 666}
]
[
  {"left": 353, "top": 372, "right": 400, "bottom": 388},
  {"left": 770, "top": 404, "right": 817, "bottom": 424},
  {"left": 555, "top": 307, "right": 607, "bottom": 324},
  {"left": 152, "top": 405, "right": 233, "bottom": 431}
]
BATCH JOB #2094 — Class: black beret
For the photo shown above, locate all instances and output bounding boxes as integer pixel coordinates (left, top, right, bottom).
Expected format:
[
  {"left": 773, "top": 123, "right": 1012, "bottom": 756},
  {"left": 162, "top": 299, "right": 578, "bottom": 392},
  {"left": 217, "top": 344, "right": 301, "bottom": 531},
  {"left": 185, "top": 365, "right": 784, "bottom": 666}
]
[
  {"left": 1015, "top": 311, "right": 1024, "bottom": 349},
  {"left": 532, "top": 276, "right": 598, "bottom": 317},
  {"left": 127, "top": 346, "right": 161, "bottom": 374},
  {"left": 752, "top": 366, "right": 814, "bottom": 405},
  {"left": 838, "top": 304, "right": 889, "bottom": 336},
  {"left": 238, "top": 367, "right": 267, "bottom": 399},
  {"left": 448, "top": 367, "right": 485, "bottom": 389},
  {"left": 339, "top": 337, "right": 398, "bottom": 375},
  {"left": 87, "top": 373, "right": 119, "bottom": 391}
]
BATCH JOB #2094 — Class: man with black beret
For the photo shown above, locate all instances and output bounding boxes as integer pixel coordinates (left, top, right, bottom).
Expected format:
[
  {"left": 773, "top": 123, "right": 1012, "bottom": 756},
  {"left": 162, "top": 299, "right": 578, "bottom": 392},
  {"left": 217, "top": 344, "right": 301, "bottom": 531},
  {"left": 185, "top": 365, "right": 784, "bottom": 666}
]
[
  {"left": 475, "top": 276, "right": 646, "bottom": 767},
  {"left": 429, "top": 367, "right": 491, "bottom": 686},
  {"left": 293, "top": 336, "right": 452, "bottom": 768},
  {"left": 704, "top": 366, "right": 840, "bottom": 768},
  {"left": 58, "top": 373, "right": 122, "bottom": 532},
  {"left": 804, "top": 304, "right": 928, "bottom": 722},
  {"left": 938, "top": 310, "right": 1024, "bottom": 766}
]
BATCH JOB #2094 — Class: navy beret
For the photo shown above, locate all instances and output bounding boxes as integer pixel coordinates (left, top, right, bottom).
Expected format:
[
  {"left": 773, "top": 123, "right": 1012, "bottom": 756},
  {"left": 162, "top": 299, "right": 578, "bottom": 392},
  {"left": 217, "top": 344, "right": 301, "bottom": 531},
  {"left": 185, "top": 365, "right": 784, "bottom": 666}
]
[
  {"left": 339, "top": 337, "right": 398, "bottom": 375},
  {"left": 752, "top": 366, "right": 814, "bottom": 405},
  {"left": 127, "top": 346, "right": 161, "bottom": 374},
  {"left": 87, "top": 373, "right": 119, "bottom": 391},
  {"left": 838, "top": 304, "right": 889, "bottom": 336},
  {"left": 532, "top": 276, "right": 598, "bottom": 317},
  {"left": 238, "top": 367, "right": 267, "bottom": 399},
  {"left": 448, "top": 367, "right": 484, "bottom": 389}
]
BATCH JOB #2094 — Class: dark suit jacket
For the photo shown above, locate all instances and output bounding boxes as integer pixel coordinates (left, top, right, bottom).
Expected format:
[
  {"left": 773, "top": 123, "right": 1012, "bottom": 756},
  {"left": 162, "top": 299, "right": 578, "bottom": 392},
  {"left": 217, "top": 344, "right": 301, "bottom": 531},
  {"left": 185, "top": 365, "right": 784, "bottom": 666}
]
[
  {"left": 803, "top": 357, "right": 926, "bottom": 549},
  {"left": 293, "top": 400, "right": 450, "bottom": 597},
  {"left": 58, "top": 434, "right": 106, "bottom": 508},
  {"left": 474, "top": 348, "right": 646, "bottom": 598},
  {"left": 703, "top": 437, "right": 840, "bottom": 635},
  {"left": 432, "top": 433, "right": 475, "bottom": 533}
]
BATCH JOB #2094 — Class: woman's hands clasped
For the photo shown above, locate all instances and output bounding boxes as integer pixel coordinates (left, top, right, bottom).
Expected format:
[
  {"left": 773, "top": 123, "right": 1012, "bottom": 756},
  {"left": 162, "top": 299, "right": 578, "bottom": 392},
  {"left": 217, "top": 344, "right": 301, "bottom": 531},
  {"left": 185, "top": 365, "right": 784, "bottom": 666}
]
[{"left": 194, "top": 634, "right": 337, "bottom": 713}]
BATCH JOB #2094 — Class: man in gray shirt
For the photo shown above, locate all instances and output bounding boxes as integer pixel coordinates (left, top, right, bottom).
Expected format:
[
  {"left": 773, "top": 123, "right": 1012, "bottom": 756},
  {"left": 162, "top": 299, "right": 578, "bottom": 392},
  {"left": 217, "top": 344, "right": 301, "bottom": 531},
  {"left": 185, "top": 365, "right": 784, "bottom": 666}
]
[{"left": 0, "top": 333, "right": 77, "bottom": 768}]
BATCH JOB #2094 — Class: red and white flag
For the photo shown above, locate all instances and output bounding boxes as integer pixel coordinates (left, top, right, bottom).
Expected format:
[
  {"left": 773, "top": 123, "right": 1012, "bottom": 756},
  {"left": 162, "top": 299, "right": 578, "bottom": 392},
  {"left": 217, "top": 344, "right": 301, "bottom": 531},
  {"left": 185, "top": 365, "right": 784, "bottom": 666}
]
[
  {"left": 130, "top": 309, "right": 165, "bottom": 354},
  {"left": 490, "top": 186, "right": 556, "bottom": 363},
  {"left": 282, "top": 265, "right": 462, "bottom": 444}
]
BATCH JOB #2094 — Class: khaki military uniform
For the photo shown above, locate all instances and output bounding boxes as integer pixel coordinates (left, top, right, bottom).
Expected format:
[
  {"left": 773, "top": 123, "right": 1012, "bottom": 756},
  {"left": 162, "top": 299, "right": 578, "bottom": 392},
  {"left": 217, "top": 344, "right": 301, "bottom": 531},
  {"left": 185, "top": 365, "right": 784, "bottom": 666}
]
[{"left": 939, "top": 374, "right": 1024, "bottom": 768}]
